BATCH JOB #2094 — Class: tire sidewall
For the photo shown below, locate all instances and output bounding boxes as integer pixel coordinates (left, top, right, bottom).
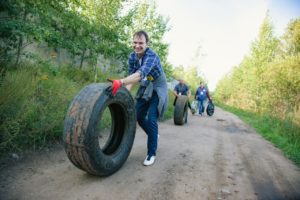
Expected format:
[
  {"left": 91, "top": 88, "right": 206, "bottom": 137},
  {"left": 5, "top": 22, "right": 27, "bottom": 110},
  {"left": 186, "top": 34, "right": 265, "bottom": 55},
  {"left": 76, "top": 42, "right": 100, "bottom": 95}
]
[{"left": 84, "top": 87, "right": 136, "bottom": 176}]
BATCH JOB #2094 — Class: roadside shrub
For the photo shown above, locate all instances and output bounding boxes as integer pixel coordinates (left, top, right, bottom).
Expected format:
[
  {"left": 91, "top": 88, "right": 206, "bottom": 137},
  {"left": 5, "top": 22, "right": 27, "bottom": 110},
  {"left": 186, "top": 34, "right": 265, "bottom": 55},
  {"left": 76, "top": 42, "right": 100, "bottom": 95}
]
[
  {"left": 0, "top": 65, "right": 82, "bottom": 155},
  {"left": 0, "top": 67, "right": 37, "bottom": 153}
]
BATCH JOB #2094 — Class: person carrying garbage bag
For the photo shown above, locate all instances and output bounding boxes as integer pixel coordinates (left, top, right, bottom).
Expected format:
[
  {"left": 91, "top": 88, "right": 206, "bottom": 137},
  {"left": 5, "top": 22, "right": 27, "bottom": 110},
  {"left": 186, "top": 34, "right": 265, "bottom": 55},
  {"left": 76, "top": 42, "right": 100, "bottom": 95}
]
[{"left": 194, "top": 81, "right": 211, "bottom": 116}]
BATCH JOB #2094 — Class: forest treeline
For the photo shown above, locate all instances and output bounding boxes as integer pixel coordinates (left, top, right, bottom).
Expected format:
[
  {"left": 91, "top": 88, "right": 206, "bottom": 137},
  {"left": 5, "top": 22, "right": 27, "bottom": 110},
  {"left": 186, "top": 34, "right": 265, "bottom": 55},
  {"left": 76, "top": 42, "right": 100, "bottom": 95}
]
[
  {"left": 214, "top": 15, "right": 300, "bottom": 164},
  {"left": 215, "top": 15, "right": 300, "bottom": 126}
]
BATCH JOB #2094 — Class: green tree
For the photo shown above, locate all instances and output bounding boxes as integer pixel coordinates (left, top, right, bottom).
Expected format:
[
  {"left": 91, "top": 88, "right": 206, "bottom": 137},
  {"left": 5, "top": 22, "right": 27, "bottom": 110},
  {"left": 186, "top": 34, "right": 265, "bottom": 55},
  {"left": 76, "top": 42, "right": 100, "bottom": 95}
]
[
  {"left": 172, "top": 65, "right": 184, "bottom": 80},
  {"left": 280, "top": 18, "right": 300, "bottom": 56},
  {"left": 0, "top": 0, "right": 81, "bottom": 67},
  {"left": 215, "top": 15, "right": 300, "bottom": 125},
  {"left": 0, "top": 0, "right": 172, "bottom": 77},
  {"left": 215, "top": 13, "right": 279, "bottom": 112},
  {"left": 124, "top": 0, "right": 172, "bottom": 76},
  {"left": 248, "top": 13, "right": 279, "bottom": 111},
  {"left": 172, "top": 65, "right": 205, "bottom": 94},
  {"left": 79, "top": 0, "right": 134, "bottom": 67}
]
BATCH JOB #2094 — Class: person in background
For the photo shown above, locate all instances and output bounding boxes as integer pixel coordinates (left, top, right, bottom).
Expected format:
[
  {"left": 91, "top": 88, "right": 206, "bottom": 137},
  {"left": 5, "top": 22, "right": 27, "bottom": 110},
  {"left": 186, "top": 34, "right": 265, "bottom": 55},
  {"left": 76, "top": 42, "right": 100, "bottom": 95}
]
[
  {"left": 173, "top": 78, "right": 191, "bottom": 110},
  {"left": 194, "top": 81, "right": 211, "bottom": 116},
  {"left": 109, "top": 30, "right": 168, "bottom": 166}
]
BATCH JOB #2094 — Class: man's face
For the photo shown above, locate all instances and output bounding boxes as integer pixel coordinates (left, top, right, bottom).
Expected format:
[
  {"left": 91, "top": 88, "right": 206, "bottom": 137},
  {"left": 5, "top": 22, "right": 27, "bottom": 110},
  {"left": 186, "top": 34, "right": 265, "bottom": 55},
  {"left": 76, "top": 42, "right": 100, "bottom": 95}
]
[
  {"left": 133, "top": 35, "right": 147, "bottom": 56},
  {"left": 179, "top": 79, "right": 184, "bottom": 85}
]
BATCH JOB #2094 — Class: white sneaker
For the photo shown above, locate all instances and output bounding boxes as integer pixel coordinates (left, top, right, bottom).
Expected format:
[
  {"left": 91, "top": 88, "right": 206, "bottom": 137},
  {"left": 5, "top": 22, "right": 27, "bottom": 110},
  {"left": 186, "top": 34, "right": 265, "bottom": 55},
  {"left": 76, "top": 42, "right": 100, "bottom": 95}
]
[{"left": 143, "top": 155, "right": 156, "bottom": 166}]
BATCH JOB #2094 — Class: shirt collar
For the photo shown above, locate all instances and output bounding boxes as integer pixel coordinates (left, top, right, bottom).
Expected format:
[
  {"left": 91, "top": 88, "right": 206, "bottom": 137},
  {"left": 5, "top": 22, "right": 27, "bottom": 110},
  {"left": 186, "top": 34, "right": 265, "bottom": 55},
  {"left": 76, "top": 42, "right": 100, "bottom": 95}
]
[{"left": 134, "top": 47, "right": 150, "bottom": 61}]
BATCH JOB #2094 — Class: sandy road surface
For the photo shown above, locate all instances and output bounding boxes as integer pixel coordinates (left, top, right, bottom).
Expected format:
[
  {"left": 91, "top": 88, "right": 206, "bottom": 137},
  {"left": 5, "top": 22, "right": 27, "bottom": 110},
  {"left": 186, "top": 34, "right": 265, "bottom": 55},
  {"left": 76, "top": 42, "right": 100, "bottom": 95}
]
[{"left": 1, "top": 107, "right": 300, "bottom": 200}]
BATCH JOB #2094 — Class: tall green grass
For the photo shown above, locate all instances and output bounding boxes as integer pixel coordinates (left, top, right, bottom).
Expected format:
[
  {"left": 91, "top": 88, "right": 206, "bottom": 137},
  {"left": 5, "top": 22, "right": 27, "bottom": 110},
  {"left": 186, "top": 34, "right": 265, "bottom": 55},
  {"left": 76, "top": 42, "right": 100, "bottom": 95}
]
[
  {"left": 0, "top": 65, "right": 84, "bottom": 155},
  {"left": 218, "top": 103, "right": 300, "bottom": 167},
  {"left": 0, "top": 63, "right": 175, "bottom": 157}
]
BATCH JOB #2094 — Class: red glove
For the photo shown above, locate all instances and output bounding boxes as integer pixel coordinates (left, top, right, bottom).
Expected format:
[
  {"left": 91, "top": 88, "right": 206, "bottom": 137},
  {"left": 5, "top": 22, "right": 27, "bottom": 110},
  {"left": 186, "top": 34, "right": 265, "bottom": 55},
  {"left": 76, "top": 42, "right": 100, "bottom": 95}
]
[{"left": 110, "top": 79, "right": 122, "bottom": 95}]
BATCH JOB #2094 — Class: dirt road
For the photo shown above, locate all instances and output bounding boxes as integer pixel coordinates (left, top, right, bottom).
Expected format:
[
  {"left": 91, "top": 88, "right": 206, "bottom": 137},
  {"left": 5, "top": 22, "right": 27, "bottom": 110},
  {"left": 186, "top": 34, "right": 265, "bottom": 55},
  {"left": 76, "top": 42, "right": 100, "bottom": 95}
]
[{"left": 1, "top": 107, "right": 300, "bottom": 200}]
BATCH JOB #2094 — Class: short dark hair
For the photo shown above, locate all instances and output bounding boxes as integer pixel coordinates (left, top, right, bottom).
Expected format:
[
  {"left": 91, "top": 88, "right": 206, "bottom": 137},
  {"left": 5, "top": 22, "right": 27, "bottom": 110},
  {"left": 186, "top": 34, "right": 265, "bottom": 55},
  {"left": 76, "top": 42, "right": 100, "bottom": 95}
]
[{"left": 133, "top": 30, "right": 149, "bottom": 43}]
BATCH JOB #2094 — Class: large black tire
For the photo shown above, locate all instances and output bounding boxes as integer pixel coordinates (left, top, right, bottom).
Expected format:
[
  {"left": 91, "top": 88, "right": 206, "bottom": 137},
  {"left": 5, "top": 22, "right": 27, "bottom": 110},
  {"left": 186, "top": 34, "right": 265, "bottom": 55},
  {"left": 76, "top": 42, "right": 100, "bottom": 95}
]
[
  {"left": 173, "top": 95, "right": 188, "bottom": 125},
  {"left": 63, "top": 83, "right": 136, "bottom": 176}
]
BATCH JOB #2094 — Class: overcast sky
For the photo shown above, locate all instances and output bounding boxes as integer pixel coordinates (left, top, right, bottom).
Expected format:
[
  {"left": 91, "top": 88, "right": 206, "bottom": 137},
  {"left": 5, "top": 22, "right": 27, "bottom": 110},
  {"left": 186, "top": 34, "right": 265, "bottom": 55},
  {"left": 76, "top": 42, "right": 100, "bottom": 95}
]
[{"left": 155, "top": 0, "right": 300, "bottom": 90}]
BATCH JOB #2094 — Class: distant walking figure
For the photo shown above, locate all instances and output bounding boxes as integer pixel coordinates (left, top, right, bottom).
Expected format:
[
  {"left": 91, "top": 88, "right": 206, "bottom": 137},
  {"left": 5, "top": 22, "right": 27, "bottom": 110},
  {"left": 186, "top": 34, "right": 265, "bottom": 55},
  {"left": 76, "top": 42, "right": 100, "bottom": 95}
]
[{"left": 194, "top": 82, "right": 211, "bottom": 116}]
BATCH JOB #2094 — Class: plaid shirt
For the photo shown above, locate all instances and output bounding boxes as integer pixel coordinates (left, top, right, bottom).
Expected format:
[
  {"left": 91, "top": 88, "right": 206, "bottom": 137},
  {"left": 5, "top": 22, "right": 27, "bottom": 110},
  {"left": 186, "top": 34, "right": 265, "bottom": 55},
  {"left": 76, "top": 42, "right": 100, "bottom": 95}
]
[{"left": 128, "top": 48, "right": 164, "bottom": 81}]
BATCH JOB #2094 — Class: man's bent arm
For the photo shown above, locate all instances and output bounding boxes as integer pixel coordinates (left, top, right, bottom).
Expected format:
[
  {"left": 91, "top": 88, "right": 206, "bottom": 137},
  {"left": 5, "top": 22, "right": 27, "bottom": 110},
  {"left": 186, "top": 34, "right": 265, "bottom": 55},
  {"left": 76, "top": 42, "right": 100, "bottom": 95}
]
[{"left": 121, "top": 72, "right": 141, "bottom": 91}]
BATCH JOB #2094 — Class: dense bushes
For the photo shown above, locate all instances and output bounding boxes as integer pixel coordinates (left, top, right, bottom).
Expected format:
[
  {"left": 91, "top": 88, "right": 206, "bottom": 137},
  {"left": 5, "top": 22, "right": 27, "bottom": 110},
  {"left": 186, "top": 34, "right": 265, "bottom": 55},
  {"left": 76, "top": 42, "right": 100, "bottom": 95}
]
[
  {"left": 0, "top": 65, "right": 84, "bottom": 154},
  {"left": 0, "top": 63, "right": 115, "bottom": 155}
]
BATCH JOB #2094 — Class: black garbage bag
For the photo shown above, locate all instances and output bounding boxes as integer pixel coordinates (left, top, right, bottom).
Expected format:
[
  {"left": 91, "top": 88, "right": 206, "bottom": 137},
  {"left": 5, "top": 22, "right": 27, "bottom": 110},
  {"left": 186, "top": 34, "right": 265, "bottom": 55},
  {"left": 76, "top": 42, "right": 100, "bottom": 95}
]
[{"left": 206, "top": 100, "right": 214, "bottom": 116}]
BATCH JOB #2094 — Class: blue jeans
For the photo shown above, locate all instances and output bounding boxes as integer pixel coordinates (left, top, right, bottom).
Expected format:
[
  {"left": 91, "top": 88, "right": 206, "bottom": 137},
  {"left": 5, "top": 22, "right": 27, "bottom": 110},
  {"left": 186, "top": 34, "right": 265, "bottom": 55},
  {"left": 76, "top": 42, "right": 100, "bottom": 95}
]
[
  {"left": 198, "top": 99, "right": 206, "bottom": 114},
  {"left": 136, "top": 92, "right": 159, "bottom": 156}
]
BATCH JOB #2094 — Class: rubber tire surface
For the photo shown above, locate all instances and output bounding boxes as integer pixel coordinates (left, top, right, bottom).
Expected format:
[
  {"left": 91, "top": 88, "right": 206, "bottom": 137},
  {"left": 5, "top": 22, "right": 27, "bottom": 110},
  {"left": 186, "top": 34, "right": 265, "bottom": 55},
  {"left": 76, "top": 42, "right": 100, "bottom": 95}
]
[
  {"left": 173, "top": 95, "right": 188, "bottom": 125},
  {"left": 63, "top": 83, "right": 136, "bottom": 176},
  {"left": 206, "top": 100, "right": 215, "bottom": 116}
]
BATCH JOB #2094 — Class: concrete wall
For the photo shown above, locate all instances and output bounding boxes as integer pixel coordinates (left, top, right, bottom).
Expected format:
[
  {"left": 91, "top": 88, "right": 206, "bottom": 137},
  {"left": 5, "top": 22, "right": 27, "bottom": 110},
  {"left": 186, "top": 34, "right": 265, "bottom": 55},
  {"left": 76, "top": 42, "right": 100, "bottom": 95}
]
[{"left": 24, "top": 42, "right": 124, "bottom": 73}]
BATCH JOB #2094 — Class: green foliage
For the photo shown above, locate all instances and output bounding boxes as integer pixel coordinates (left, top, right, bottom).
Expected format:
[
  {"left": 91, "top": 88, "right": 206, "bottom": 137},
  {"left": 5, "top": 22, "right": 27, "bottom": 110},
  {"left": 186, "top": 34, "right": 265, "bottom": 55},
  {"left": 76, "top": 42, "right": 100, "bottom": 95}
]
[
  {"left": 172, "top": 65, "right": 184, "bottom": 80},
  {"left": 0, "top": 0, "right": 174, "bottom": 156},
  {"left": 215, "top": 15, "right": 300, "bottom": 126},
  {"left": 60, "top": 65, "right": 93, "bottom": 83},
  {"left": 0, "top": 67, "right": 36, "bottom": 113},
  {"left": 0, "top": 0, "right": 172, "bottom": 78},
  {"left": 123, "top": 0, "right": 172, "bottom": 76},
  {"left": 280, "top": 18, "right": 300, "bottom": 55},
  {"left": 218, "top": 104, "right": 300, "bottom": 167},
  {"left": 0, "top": 67, "right": 37, "bottom": 152},
  {"left": 260, "top": 54, "right": 300, "bottom": 120},
  {"left": 0, "top": 0, "right": 81, "bottom": 66},
  {"left": 172, "top": 65, "right": 206, "bottom": 94},
  {"left": 214, "top": 15, "right": 300, "bottom": 165},
  {"left": 0, "top": 64, "right": 83, "bottom": 155},
  {"left": 0, "top": 62, "right": 176, "bottom": 156}
]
